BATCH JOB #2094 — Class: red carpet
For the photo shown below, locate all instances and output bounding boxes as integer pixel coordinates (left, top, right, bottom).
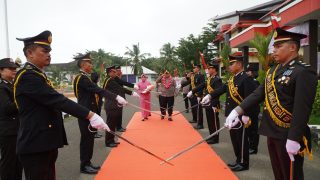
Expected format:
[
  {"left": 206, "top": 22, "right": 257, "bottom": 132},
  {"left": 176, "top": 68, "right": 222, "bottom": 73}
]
[{"left": 95, "top": 111, "right": 238, "bottom": 180}]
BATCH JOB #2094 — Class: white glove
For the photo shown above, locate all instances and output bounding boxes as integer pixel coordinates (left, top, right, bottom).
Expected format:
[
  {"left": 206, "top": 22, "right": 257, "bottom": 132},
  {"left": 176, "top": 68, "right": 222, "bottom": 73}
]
[
  {"left": 224, "top": 117, "right": 240, "bottom": 129},
  {"left": 241, "top": 115, "right": 250, "bottom": 125},
  {"left": 286, "top": 139, "right": 301, "bottom": 161},
  {"left": 201, "top": 94, "right": 211, "bottom": 104},
  {"left": 224, "top": 109, "right": 240, "bottom": 129},
  {"left": 187, "top": 91, "right": 193, "bottom": 98},
  {"left": 89, "top": 113, "right": 110, "bottom": 131},
  {"left": 132, "top": 91, "right": 140, "bottom": 98},
  {"left": 134, "top": 85, "right": 139, "bottom": 90},
  {"left": 116, "top": 95, "right": 128, "bottom": 105},
  {"left": 197, "top": 97, "right": 201, "bottom": 102}
]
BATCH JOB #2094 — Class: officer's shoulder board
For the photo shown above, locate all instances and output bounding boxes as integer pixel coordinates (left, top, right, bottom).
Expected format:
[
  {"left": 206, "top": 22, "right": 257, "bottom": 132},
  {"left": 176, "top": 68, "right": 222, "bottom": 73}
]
[{"left": 296, "top": 60, "right": 311, "bottom": 67}]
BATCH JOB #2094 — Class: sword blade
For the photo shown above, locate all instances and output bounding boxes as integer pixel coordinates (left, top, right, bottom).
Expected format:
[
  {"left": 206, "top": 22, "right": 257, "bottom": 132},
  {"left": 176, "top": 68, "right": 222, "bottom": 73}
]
[
  {"left": 160, "top": 126, "right": 226, "bottom": 165},
  {"left": 108, "top": 130, "right": 174, "bottom": 166}
]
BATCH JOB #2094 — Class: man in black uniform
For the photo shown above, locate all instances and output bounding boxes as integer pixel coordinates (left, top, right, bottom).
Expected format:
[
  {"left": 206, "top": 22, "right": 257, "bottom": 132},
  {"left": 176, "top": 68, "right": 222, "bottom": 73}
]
[
  {"left": 202, "top": 55, "right": 257, "bottom": 171},
  {"left": 103, "top": 65, "right": 139, "bottom": 147},
  {"left": 182, "top": 64, "right": 205, "bottom": 129},
  {"left": 245, "top": 64, "right": 261, "bottom": 154},
  {"left": 14, "top": 30, "right": 124, "bottom": 180},
  {"left": 225, "top": 28, "right": 317, "bottom": 180},
  {"left": 73, "top": 53, "right": 115, "bottom": 174},
  {"left": 114, "top": 65, "right": 134, "bottom": 132},
  {"left": 188, "top": 61, "right": 223, "bottom": 144},
  {"left": 0, "top": 58, "right": 23, "bottom": 180}
]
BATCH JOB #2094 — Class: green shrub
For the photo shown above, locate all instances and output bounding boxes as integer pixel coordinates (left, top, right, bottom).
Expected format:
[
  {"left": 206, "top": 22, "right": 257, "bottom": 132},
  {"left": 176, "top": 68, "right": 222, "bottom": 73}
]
[{"left": 311, "top": 80, "right": 320, "bottom": 116}]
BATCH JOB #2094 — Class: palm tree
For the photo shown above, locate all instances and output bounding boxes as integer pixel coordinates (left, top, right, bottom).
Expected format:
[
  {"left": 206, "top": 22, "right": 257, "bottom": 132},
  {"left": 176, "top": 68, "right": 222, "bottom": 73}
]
[
  {"left": 160, "top": 43, "right": 177, "bottom": 72},
  {"left": 249, "top": 32, "right": 273, "bottom": 83},
  {"left": 125, "top": 43, "right": 149, "bottom": 75}
]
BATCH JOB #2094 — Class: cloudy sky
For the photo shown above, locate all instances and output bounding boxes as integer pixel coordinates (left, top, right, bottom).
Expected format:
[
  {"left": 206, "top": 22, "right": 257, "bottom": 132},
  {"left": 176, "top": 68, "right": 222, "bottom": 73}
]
[{"left": 1, "top": 0, "right": 270, "bottom": 63}]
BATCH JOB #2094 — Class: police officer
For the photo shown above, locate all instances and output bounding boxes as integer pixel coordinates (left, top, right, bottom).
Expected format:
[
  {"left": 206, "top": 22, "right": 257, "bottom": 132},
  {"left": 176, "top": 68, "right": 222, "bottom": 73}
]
[
  {"left": 73, "top": 53, "right": 118, "bottom": 174},
  {"left": 188, "top": 61, "right": 223, "bottom": 144},
  {"left": 15, "top": 30, "right": 125, "bottom": 180},
  {"left": 0, "top": 58, "right": 23, "bottom": 180},
  {"left": 182, "top": 64, "right": 205, "bottom": 129},
  {"left": 103, "top": 65, "right": 139, "bottom": 147},
  {"left": 224, "top": 28, "right": 317, "bottom": 180},
  {"left": 202, "top": 55, "right": 257, "bottom": 171},
  {"left": 245, "top": 64, "right": 260, "bottom": 154},
  {"left": 114, "top": 65, "right": 135, "bottom": 132}
]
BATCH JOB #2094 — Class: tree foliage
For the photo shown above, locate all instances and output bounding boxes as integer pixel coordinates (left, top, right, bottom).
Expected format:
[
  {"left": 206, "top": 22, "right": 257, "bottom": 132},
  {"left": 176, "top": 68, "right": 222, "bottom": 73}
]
[{"left": 125, "top": 43, "right": 150, "bottom": 75}]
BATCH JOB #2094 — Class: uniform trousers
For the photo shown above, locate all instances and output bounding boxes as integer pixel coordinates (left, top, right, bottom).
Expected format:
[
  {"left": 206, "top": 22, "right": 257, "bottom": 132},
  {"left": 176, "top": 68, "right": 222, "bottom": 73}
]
[
  {"left": 116, "top": 107, "right": 124, "bottom": 129},
  {"left": 230, "top": 121, "right": 249, "bottom": 166},
  {"left": 78, "top": 119, "right": 95, "bottom": 168},
  {"left": 105, "top": 108, "right": 122, "bottom": 144},
  {"left": 204, "top": 107, "right": 220, "bottom": 142},
  {"left": 190, "top": 96, "right": 203, "bottom": 126},
  {"left": 247, "top": 113, "right": 259, "bottom": 151},
  {"left": 182, "top": 93, "right": 189, "bottom": 110},
  {"left": 267, "top": 137, "right": 304, "bottom": 180},
  {"left": 0, "top": 136, "right": 22, "bottom": 180},
  {"left": 159, "top": 95, "right": 174, "bottom": 117},
  {"left": 19, "top": 149, "right": 58, "bottom": 180}
]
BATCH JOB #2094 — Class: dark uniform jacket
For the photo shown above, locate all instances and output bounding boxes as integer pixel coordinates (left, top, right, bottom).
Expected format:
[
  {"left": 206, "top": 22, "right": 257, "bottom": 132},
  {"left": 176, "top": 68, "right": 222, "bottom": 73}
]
[
  {"left": 181, "top": 73, "right": 205, "bottom": 97},
  {"left": 192, "top": 75, "right": 223, "bottom": 108},
  {"left": 239, "top": 60, "right": 318, "bottom": 142},
  {"left": 73, "top": 71, "right": 117, "bottom": 113},
  {"left": 0, "top": 78, "right": 19, "bottom": 137},
  {"left": 114, "top": 76, "right": 134, "bottom": 98},
  {"left": 103, "top": 76, "right": 133, "bottom": 112},
  {"left": 14, "top": 63, "right": 90, "bottom": 154},
  {"left": 211, "top": 71, "right": 257, "bottom": 117}
]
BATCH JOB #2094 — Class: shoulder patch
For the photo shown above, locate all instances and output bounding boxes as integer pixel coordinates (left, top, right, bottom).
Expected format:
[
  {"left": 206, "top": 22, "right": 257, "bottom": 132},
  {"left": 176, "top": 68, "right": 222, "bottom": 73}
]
[{"left": 297, "top": 61, "right": 311, "bottom": 68}]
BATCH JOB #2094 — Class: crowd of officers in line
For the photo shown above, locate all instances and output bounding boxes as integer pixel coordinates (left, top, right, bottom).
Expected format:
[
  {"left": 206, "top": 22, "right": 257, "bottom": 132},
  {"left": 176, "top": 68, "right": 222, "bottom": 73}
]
[{"left": 0, "top": 27, "right": 318, "bottom": 180}]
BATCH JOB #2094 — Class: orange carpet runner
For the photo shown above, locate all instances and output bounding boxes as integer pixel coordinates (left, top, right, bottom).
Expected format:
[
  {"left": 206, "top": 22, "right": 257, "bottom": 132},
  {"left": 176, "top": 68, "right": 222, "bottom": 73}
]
[{"left": 95, "top": 111, "right": 237, "bottom": 180}]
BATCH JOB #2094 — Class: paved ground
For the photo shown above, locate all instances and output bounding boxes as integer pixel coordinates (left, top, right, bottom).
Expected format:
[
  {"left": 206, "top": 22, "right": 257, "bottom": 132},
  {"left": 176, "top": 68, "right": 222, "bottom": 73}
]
[{"left": 56, "top": 94, "right": 320, "bottom": 180}]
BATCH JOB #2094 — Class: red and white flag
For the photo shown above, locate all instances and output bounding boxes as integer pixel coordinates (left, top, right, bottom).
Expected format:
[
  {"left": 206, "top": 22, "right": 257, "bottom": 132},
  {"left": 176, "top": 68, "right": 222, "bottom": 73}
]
[{"left": 268, "top": 13, "right": 280, "bottom": 54}]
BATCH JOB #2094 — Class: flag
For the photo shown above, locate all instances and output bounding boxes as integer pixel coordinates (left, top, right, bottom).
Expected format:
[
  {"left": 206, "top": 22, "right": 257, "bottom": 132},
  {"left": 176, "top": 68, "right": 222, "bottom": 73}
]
[
  {"left": 199, "top": 51, "right": 208, "bottom": 77},
  {"left": 268, "top": 13, "right": 280, "bottom": 54}
]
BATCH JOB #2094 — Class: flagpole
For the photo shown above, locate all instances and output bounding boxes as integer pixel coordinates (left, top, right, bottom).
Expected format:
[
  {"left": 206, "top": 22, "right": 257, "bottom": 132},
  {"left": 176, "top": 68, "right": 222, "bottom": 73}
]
[{"left": 4, "top": 0, "right": 10, "bottom": 57}]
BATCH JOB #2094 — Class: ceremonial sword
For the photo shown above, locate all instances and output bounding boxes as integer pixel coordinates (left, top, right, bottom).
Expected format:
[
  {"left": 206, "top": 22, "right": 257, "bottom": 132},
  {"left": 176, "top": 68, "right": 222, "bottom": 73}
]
[
  {"left": 88, "top": 125, "right": 173, "bottom": 166},
  {"left": 160, "top": 126, "right": 226, "bottom": 164}
]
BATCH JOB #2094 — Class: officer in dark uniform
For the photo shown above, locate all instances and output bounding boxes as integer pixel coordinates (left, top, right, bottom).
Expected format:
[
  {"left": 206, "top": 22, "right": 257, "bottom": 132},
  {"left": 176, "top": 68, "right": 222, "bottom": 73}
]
[
  {"left": 245, "top": 64, "right": 261, "bottom": 154},
  {"left": 114, "top": 65, "right": 134, "bottom": 132},
  {"left": 188, "top": 61, "right": 223, "bottom": 144},
  {"left": 0, "top": 58, "right": 23, "bottom": 180},
  {"left": 225, "top": 28, "right": 317, "bottom": 180},
  {"left": 73, "top": 53, "right": 119, "bottom": 174},
  {"left": 15, "top": 30, "right": 120, "bottom": 180},
  {"left": 181, "top": 64, "right": 205, "bottom": 129},
  {"left": 103, "top": 66, "right": 139, "bottom": 147},
  {"left": 202, "top": 55, "right": 257, "bottom": 171}
]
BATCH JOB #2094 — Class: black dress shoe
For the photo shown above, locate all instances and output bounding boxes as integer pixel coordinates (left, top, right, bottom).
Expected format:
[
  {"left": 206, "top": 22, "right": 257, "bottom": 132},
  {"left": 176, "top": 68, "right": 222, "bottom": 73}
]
[
  {"left": 194, "top": 125, "right": 204, "bottom": 129},
  {"left": 249, "top": 149, "right": 257, "bottom": 154},
  {"left": 227, "top": 163, "right": 238, "bottom": 167},
  {"left": 80, "top": 165, "right": 98, "bottom": 174},
  {"left": 114, "top": 141, "right": 120, "bottom": 144},
  {"left": 168, "top": 117, "right": 173, "bottom": 121},
  {"left": 89, "top": 163, "right": 101, "bottom": 170},
  {"left": 189, "top": 120, "right": 197, "bottom": 123},
  {"left": 185, "top": 110, "right": 189, "bottom": 113},
  {"left": 161, "top": 115, "right": 165, "bottom": 120},
  {"left": 117, "top": 127, "right": 126, "bottom": 132},
  {"left": 94, "top": 133, "right": 102, "bottom": 138},
  {"left": 106, "top": 142, "right": 118, "bottom": 147},
  {"left": 230, "top": 164, "right": 249, "bottom": 171}
]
